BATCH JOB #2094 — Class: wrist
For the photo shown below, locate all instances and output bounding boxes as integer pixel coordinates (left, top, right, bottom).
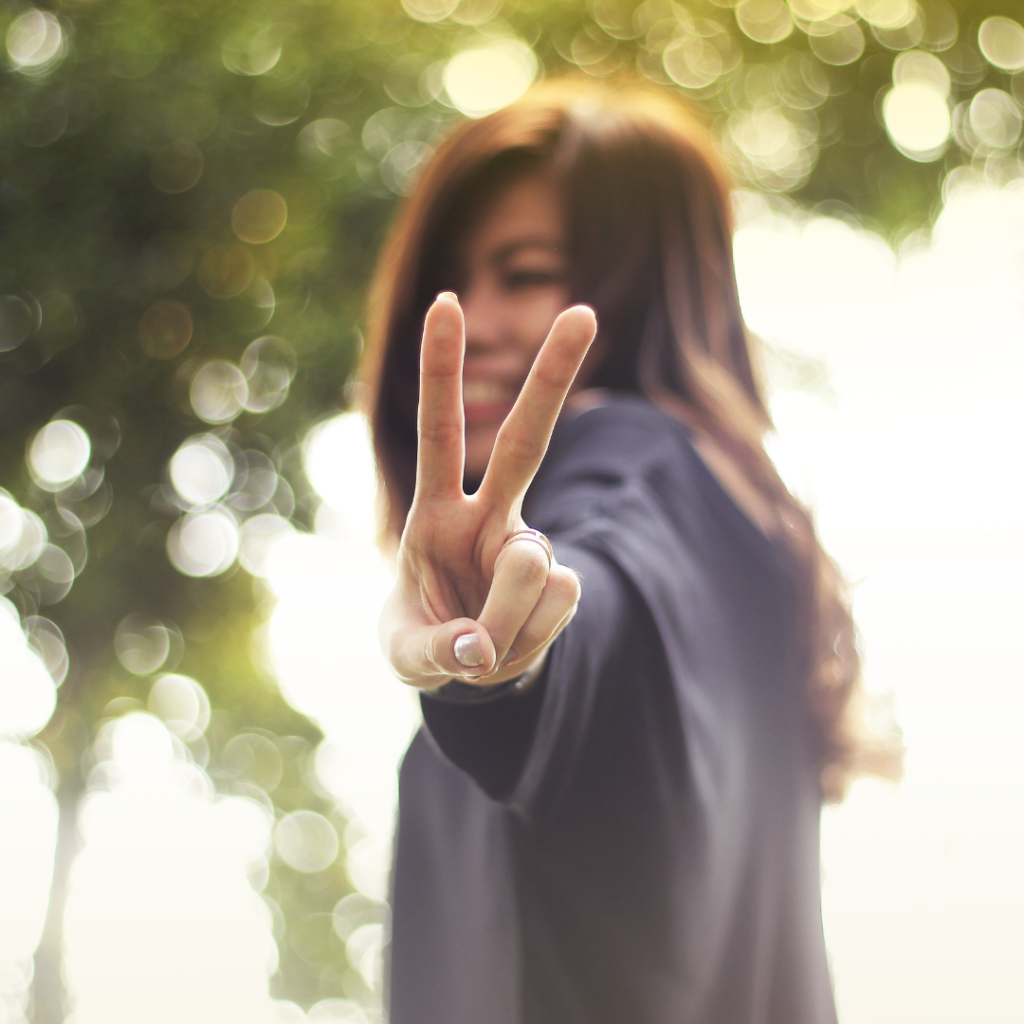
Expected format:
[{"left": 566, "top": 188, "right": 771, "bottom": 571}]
[{"left": 423, "top": 660, "right": 543, "bottom": 704}]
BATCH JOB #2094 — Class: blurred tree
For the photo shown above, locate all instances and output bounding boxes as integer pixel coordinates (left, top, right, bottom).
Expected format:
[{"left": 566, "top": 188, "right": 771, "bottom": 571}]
[{"left": 0, "top": 0, "right": 1021, "bottom": 1019}]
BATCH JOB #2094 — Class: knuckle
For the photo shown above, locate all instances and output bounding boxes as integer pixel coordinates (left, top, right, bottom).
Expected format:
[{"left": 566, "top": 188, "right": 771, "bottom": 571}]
[
  {"left": 533, "top": 362, "right": 570, "bottom": 393},
  {"left": 510, "top": 547, "right": 549, "bottom": 587},
  {"left": 499, "top": 429, "right": 543, "bottom": 465},
  {"left": 418, "top": 420, "right": 460, "bottom": 444},
  {"left": 549, "top": 569, "right": 581, "bottom": 605},
  {"left": 422, "top": 634, "right": 437, "bottom": 671},
  {"left": 495, "top": 541, "right": 549, "bottom": 587},
  {"left": 423, "top": 632, "right": 445, "bottom": 674}
]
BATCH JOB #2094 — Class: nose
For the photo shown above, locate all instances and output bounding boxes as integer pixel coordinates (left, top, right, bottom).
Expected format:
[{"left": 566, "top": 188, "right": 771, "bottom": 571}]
[{"left": 460, "top": 280, "right": 504, "bottom": 355}]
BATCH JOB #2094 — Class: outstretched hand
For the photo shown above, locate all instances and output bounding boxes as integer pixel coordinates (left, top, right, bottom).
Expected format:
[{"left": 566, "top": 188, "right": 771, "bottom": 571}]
[{"left": 379, "top": 292, "right": 597, "bottom": 690}]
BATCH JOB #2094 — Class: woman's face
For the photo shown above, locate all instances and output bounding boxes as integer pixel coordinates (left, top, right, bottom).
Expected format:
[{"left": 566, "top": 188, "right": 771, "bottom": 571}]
[{"left": 457, "top": 168, "right": 569, "bottom": 481}]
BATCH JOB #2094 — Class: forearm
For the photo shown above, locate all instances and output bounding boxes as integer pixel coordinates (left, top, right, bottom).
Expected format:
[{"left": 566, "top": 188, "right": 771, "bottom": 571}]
[{"left": 419, "top": 656, "right": 549, "bottom": 800}]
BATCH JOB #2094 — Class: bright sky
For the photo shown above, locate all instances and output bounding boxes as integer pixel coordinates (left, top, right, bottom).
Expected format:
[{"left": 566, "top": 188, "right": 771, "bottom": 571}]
[{"left": 0, "top": 174, "right": 1021, "bottom": 1024}]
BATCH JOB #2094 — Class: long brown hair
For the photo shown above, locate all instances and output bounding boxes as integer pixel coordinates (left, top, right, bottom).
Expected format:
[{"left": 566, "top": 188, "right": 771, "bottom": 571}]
[{"left": 361, "top": 79, "right": 902, "bottom": 801}]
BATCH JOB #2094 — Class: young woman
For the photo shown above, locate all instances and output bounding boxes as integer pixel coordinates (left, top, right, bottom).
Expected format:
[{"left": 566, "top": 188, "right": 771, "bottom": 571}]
[{"left": 364, "top": 80, "right": 900, "bottom": 1024}]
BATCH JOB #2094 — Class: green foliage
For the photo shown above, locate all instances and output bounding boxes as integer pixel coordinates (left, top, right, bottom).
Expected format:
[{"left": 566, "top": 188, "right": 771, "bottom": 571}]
[{"left": 1, "top": 0, "right": 1021, "bottom": 1015}]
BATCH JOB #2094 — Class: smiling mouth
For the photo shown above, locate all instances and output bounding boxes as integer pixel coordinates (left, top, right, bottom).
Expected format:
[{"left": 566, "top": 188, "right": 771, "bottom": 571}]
[{"left": 463, "top": 379, "right": 519, "bottom": 410}]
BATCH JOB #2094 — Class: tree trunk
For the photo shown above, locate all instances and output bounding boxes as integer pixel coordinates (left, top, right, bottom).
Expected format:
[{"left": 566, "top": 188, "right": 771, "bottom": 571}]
[{"left": 32, "top": 785, "right": 80, "bottom": 1024}]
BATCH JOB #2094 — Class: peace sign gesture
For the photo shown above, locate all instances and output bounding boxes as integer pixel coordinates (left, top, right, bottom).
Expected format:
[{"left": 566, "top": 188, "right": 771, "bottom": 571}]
[{"left": 379, "top": 292, "right": 597, "bottom": 690}]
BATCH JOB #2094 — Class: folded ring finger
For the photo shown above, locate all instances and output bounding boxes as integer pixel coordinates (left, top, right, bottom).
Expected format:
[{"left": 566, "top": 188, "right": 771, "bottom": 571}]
[{"left": 478, "top": 536, "right": 552, "bottom": 665}]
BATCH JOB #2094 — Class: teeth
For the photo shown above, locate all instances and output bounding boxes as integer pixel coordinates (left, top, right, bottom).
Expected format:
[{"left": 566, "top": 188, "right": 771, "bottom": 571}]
[{"left": 463, "top": 380, "right": 510, "bottom": 404}]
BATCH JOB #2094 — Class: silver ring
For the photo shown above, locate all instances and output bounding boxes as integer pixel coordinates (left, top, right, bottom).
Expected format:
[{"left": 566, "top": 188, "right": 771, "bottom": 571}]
[{"left": 501, "top": 528, "right": 553, "bottom": 569}]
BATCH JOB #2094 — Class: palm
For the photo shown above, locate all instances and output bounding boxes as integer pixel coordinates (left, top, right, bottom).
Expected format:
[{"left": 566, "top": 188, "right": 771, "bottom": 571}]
[
  {"left": 381, "top": 294, "right": 596, "bottom": 688},
  {"left": 402, "top": 500, "right": 506, "bottom": 621}
]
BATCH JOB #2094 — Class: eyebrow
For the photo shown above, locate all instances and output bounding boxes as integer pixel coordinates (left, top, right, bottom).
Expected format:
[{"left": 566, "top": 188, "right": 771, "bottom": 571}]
[{"left": 490, "top": 237, "right": 563, "bottom": 264}]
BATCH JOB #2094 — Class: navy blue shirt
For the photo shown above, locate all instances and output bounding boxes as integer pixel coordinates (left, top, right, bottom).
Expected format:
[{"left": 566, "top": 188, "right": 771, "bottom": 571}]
[{"left": 388, "top": 397, "right": 837, "bottom": 1024}]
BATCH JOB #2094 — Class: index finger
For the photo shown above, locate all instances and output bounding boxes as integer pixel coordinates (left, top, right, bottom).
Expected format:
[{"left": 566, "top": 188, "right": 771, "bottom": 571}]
[
  {"left": 416, "top": 292, "right": 466, "bottom": 502},
  {"left": 478, "top": 305, "right": 597, "bottom": 510}
]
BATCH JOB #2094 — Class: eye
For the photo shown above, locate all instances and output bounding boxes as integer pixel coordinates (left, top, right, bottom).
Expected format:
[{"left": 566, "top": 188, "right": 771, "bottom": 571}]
[{"left": 502, "top": 267, "right": 563, "bottom": 290}]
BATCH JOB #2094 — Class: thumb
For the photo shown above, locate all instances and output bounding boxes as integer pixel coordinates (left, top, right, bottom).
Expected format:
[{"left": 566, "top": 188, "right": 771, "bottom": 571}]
[{"left": 386, "top": 616, "right": 498, "bottom": 687}]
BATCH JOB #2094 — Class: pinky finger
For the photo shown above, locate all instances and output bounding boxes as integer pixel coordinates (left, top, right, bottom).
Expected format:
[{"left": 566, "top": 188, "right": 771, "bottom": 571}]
[{"left": 502, "top": 564, "right": 581, "bottom": 668}]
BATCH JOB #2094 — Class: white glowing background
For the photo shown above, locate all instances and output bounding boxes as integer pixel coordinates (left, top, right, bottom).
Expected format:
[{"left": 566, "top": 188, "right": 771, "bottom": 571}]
[{"left": 63, "top": 713, "right": 284, "bottom": 1024}]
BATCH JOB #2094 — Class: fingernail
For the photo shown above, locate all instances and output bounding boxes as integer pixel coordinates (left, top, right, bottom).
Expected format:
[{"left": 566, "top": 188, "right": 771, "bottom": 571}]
[
  {"left": 454, "top": 633, "right": 484, "bottom": 668},
  {"left": 501, "top": 648, "right": 519, "bottom": 666},
  {"left": 435, "top": 290, "right": 457, "bottom": 303}
]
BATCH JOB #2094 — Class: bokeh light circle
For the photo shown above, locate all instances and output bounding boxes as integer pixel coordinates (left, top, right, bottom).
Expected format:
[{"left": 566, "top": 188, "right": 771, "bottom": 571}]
[
  {"left": 854, "top": 0, "right": 917, "bottom": 30},
  {"left": 29, "top": 420, "right": 91, "bottom": 491},
  {"left": 402, "top": 0, "right": 458, "bottom": 23},
  {"left": 298, "top": 118, "right": 351, "bottom": 160},
  {"left": 149, "top": 673, "right": 211, "bottom": 738},
  {"left": 788, "top": 0, "right": 849, "bottom": 21},
  {"left": 197, "top": 243, "right": 255, "bottom": 299},
  {"left": 0, "top": 503, "right": 46, "bottom": 572},
  {"left": 808, "top": 18, "right": 866, "bottom": 66},
  {"left": 978, "top": 16, "right": 1024, "bottom": 72},
  {"left": 229, "top": 451, "right": 279, "bottom": 512},
  {"left": 150, "top": 142, "right": 204, "bottom": 194},
  {"left": 568, "top": 27, "right": 617, "bottom": 67},
  {"left": 23, "top": 615, "right": 69, "bottom": 686},
  {"left": 239, "top": 514, "right": 294, "bottom": 577},
  {"left": 231, "top": 190, "right": 288, "bottom": 245},
  {"left": 35, "top": 544, "right": 75, "bottom": 604},
  {"left": 6, "top": 9, "right": 64, "bottom": 74},
  {"left": 110, "top": 712, "right": 175, "bottom": 776},
  {"left": 0, "top": 491, "right": 24, "bottom": 561},
  {"left": 190, "top": 362, "right": 249, "bottom": 424},
  {"left": 727, "top": 102, "right": 818, "bottom": 191},
  {"left": 240, "top": 336, "right": 296, "bottom": 413},
  {"left": 274, "top": 810, "right": 339, "bottom": 873},
  {"left": 892, "top": 50, "right": 951, "bottom": 94},
  {"left": 222, "top": 25, "right": 282, "bottom": 76},
  {"left": 0, "top": 296, "right": 34, "bottom": 352},
  {"left": 222, "top": 733, "right": 283, "bottom": 792},
  {"left": 969, "top": 89, "right": 1023, "bottom": 150},
  {"left": 663, "top": 36, "right": 723, "bottom": 89},
  {"left": 138, "top": 299, "right": 193, "bottom": 360},
  {"left": 381, "top": 140, "right": 434, "bottom": 196},
  {"left": 167, "top": 508, "right": 239, "bottom": 577},
  {"left": 918, "top": 0, "right": 958, "bottom": 52},
  {"left": 735, "top": 0, "right": 794, "bottom": 44},
  {"left": 170, "top": 435, "right": 235, "bottom": 507},
  {"left": 443, "top": 39, "right": 537, "bottom": 118},
  {"left": 872, "top": 7, "right": 926, "bottom": 51},
  {"left": 115, "top": 614, "right": 172, "bottom": 676},
  {"left": 303, "top": 413, "right": 378, "bottom": 512},
  {"left": 0, "top": 597, "right": 57, "bottom": 740},
  {"left": 883, "top": 82, "right": 951, "bottom": 158}
]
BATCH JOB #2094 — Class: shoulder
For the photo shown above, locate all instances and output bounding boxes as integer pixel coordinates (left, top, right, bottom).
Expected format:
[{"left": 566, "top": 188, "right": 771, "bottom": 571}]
[
  {"left": 537, "top": 393, "right": 781, "bottom": 549},
  {"left": 540, "top": 392, "right": 692, "bottom": 484},
  {"left": 527, "top": 393, "right": 705, "bottom": 542},
  {"left": 561, "top": 391, "right": 685, "bottom": 446}
]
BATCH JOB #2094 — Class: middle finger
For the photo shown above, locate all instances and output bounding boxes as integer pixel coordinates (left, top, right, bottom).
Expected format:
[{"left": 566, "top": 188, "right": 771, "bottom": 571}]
[{"left": 478, "top": 304, "right": 596, "bottom": 511}]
